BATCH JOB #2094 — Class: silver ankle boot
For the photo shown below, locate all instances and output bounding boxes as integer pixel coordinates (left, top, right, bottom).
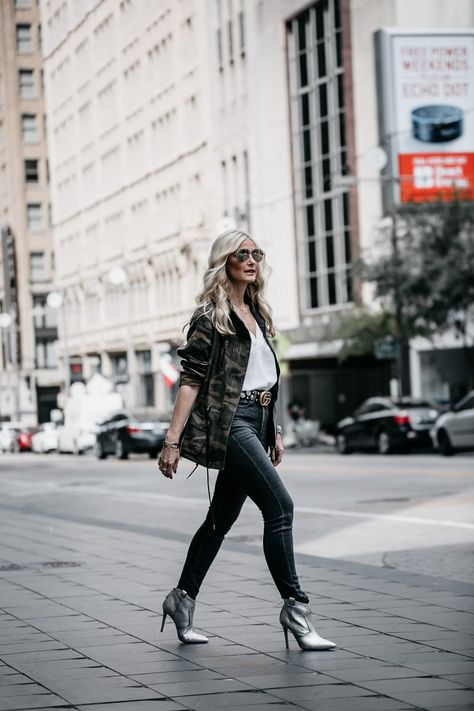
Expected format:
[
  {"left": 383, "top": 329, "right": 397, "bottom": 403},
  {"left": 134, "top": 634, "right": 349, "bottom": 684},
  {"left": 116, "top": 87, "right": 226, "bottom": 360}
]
[
  {"left": 280, "top": 597, "right": 336, "bottom": 651},
  {"left": 161, "top": 588, "right": 208, "bottom": 644}
]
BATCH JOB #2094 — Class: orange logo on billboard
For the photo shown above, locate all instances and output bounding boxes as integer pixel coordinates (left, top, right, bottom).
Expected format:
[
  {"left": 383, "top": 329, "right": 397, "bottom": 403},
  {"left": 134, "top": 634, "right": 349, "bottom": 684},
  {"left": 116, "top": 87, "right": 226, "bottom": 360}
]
[{"left": 399, "top": 153, "right": 474, "bottom": 202}]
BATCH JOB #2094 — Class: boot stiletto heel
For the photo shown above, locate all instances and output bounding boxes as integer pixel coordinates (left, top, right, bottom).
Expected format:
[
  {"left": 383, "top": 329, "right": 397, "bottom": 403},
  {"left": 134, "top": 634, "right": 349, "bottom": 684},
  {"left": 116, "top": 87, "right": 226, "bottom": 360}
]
[
  {"left": 280, "top": 598, "right": 336, "bottom": 651},
  {"left": 161, "top": 587, "right": 208, "bottom": 644},
  {"left": 160, "top": 612, "right": 167, "bottom": 633}
]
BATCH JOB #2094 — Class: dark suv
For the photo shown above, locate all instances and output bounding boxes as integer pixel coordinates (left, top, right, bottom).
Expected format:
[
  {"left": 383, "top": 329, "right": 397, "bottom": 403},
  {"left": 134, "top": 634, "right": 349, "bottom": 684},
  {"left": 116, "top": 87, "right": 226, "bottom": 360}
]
[
  {"left": 336, "top": 397, "right": 440, "bottom": 454},
  {"left": 95, "top": 410, "right": 168, "bottom": 459}
]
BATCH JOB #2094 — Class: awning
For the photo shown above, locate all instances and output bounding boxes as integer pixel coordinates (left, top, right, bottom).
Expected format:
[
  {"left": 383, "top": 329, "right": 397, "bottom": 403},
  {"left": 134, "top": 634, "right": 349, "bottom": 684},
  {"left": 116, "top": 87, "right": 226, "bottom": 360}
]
[{"left": 285, "top": 339, "right": 343, "bottom": 360}]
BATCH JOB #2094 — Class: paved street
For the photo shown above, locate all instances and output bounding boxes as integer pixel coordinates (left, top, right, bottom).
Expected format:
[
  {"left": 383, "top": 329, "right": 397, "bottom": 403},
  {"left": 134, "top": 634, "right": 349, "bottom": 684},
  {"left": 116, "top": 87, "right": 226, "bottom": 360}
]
[
  {"left": 1, "top": 450, "right": 473, "bottom": 583},
  {"left": 0, "top": 451, "right": 473, "bottom": 710}
]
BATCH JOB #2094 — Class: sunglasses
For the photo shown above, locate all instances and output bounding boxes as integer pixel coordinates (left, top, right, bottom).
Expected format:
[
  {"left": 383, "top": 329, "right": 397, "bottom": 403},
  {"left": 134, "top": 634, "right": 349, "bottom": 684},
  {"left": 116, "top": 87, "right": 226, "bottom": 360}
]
[{"left": 232, "top": 248, "right": 264, "bottom": 263}]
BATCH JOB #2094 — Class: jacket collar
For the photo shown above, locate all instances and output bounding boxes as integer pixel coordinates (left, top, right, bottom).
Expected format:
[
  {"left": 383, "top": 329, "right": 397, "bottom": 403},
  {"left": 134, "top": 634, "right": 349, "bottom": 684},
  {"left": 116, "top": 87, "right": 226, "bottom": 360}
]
[{"left": 227, "top": 296, "right": 267, "bottom": 338}]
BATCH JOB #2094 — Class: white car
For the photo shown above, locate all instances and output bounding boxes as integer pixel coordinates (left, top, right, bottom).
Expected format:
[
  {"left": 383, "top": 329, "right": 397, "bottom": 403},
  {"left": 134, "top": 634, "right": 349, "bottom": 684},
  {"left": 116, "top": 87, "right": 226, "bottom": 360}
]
[
  {"left": 0, "top": 424, "right": 21, "bottom": 453},
  {"left": 31, "top": 423, "right": 59, "bottom": 453},
  {"left": 432, "top": 391, "right": 474, "bottom": 456},
  {"left": 57, "top": 425, "right": 96, "bottom": 455}
]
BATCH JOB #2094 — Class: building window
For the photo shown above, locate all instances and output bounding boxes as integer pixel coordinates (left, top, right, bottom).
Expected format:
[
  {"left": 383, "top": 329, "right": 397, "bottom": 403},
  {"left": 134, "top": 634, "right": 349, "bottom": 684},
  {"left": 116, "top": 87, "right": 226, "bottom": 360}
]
[
  {"left": 137, "top": 350, "right": 154, "bottom": 406},
  {"left": 288, "top": 0, "right": 352, "bottom": 310},
  {"left": 228, "top": 17, "right": 234, "bottom": 65},
  {"left": 30, "top": 251, "right": 45, "bottom": 281},
  {"left": 25, "top": 158, "right": 39, "bottom": 183},
  {"left": 16, "top": 24, "right": 33, "bottom": 53},
  {"left": 27, "top": 203, "right": 43, "bottom": 231},
  {"left": 15, "top": 0, "right": 32, "bottom": 8},
  {"left": 35, "top": 340, "right": 57, "bottom": 369},
  {"left": 19, "top": 69, "right": 35, "bottom": 98},
  {"left": 238, "top": 1, "right": 245, "bottom": 57},
  {"left": 33, "top": 295, "right": 58, "bottom": 329},
  {"left": 21, "top": 113, "right": 38, "bottom": 143},
  {"left": 110, "top": 352, "right": 129, "bottom": 384},
  {"left": 33, "top": 295, "right": 58, "bottom": 370}
]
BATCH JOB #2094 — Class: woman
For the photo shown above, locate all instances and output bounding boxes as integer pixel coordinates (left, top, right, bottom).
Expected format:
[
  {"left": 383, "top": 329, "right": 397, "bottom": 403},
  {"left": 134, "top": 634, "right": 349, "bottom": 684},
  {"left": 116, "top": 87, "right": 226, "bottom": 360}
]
[{"left": 158, "top": 229, "right": 335, "bottom": 651}]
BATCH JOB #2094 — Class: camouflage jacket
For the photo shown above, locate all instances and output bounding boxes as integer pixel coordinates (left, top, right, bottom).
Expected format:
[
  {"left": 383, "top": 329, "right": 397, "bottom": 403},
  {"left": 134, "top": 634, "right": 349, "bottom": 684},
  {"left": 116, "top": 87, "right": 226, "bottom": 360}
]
[{"left": 177, "top": 300, "right": 280, "bottom": 470}]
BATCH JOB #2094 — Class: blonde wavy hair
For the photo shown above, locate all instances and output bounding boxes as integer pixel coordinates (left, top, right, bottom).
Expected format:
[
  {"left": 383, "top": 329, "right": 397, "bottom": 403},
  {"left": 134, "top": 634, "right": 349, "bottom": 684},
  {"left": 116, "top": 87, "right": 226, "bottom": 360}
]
[{"left": 194, "top": 229, "right": 275, "bottom": 337}]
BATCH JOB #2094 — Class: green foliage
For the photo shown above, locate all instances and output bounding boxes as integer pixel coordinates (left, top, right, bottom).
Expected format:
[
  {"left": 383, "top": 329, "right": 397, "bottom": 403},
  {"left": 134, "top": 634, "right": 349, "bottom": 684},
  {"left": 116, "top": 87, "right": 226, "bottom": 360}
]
[
  {"left": 361, "top": 198, "right": 474, "bottom": 342},
  {"left": 336, "top": 309, "right": 397, "bottom": 362},
  {"left": 337, "top": 199, "right": 474, "bottom": 365}
]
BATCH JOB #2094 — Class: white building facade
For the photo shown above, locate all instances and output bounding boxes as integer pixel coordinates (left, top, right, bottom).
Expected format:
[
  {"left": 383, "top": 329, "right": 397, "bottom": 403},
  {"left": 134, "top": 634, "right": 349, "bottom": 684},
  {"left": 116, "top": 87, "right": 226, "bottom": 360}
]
[
  {"left": 0, "top": 0, "right": 61, "bottom": 426},
  {"left": 40, "top": 0, "right": 474, "bottom": 426}
]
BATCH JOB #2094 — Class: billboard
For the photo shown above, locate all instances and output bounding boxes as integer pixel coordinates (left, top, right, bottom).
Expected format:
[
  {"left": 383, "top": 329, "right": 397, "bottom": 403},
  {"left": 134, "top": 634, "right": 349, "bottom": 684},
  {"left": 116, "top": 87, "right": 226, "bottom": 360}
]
[{"left": 375, "top": 29, "right": 474, "bottom": 205}]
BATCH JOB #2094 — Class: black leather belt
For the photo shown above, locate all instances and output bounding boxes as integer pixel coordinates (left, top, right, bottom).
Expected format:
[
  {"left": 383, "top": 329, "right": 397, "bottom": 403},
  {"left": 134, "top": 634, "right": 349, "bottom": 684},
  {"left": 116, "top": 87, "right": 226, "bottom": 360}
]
[{"left": 240, "top": 389, "right": 272, "bottom": 407}]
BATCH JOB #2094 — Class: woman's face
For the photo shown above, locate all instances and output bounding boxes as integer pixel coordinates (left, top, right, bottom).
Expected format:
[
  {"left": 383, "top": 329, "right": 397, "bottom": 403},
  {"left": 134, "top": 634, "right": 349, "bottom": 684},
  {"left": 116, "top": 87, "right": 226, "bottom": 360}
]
[{"left": 226, "top": 239, "right": 260, "bottom": 288}]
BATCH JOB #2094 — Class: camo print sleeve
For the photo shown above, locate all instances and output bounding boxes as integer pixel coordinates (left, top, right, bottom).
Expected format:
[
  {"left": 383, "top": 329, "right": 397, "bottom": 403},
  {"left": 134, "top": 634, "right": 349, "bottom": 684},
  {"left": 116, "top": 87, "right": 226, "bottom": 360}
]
[{"left": 177, "top": 309, "right": 214, "bottom": 387}]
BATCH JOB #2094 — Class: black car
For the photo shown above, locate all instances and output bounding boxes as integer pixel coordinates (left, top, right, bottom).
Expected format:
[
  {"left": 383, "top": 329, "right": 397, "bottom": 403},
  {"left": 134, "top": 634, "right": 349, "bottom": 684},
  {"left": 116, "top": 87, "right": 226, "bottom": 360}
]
[
  {"left": 336, "top": 397, "right": 440, "bottom": 454},
  {"left": 95, "top": 410, "right": 168, "bottom": 459}
]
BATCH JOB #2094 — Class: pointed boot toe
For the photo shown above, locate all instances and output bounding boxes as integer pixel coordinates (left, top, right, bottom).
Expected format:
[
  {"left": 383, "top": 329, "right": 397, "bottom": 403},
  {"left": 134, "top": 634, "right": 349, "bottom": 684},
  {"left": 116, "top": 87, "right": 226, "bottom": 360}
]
[
  {"left": 280, "top": 597, "right": 336, "bottom": 651},
  {"left": 161, "top": 588, "right": 208, "bottom": 644}
]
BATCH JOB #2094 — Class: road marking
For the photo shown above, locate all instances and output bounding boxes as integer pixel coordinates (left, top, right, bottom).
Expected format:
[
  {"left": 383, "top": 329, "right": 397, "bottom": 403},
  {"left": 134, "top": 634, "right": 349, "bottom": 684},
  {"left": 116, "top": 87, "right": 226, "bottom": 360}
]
[
  {"left": 281, "top": 463, "right": 474, "bottom": 477},
  {"left": 294, "top": 505, "right": 474, "bottom": 530},
  {"left": 2, "top": 479, "right": 473, "bottom": 531}
]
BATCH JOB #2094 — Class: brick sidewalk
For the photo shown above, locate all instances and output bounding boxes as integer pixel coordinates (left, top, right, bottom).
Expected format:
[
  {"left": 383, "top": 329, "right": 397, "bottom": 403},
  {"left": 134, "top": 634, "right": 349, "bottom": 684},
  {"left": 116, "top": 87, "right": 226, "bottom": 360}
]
[{"left": 0, "top": 507, "right": 473, "bottom": 711}]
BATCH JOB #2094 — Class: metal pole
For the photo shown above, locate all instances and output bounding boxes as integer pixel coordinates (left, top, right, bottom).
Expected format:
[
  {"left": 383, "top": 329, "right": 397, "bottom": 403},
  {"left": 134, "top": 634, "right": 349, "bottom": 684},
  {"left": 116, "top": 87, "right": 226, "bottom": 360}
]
[
  {"left": 125, "top": 281, "right": 135, "bottom": 407},
  {"left": 391, "top": 211, "right": 411, "bottom": 397},
  {"left": 61, "top": 294, "right": 70, "bottom": 394}
]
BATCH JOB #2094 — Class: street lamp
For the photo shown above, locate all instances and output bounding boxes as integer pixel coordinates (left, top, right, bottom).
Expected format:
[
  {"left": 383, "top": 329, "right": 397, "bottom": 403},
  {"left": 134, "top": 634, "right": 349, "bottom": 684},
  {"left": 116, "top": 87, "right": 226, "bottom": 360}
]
[{"left": 107, "top": 266, "right": 135, "bottom": 407}]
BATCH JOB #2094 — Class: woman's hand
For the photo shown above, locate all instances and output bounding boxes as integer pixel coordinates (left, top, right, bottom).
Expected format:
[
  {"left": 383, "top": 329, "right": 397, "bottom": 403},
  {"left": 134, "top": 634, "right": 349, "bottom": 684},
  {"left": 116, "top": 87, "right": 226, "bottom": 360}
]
[
  {"left": 157, "top": 446, "right": 180, "bottom": 479},
  {"left": 271, "top": 433, "right": 284, "bottom": 466},
  {"left": 157, "top": 385, "right": 199, "bottom": 479}
]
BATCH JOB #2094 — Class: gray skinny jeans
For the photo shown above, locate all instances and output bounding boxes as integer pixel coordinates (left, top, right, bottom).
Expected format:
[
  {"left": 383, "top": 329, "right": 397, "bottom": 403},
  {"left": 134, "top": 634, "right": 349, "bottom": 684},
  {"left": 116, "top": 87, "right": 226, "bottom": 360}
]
[{"left": 177, "top": 398, "right": 308, "bottom": 602}]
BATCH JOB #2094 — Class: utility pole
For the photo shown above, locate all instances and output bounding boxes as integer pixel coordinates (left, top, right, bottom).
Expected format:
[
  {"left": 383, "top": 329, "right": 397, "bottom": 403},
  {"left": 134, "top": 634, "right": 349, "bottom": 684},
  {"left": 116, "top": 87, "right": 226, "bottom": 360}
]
[{"left": 390, "top": 210, "right": 411, "bottom": 397}]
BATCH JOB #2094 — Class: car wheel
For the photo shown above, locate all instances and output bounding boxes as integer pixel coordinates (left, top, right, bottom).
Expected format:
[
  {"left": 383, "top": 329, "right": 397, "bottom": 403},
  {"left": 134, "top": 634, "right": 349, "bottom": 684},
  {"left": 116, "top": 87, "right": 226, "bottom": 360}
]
[
  {"left": 95, "top": 441, "right": 107, "bottom": 460},
  {"left": 377, "top": 430, "right": 392, "bottom": 455},
  {"left": 336, "top": 433, "right": 352, "bottom": 454},
  {"left": 115, "top": 439, "right": 128, "bottom": 460},
  {"left": 438, "top": 429, "right": 454, "bottom": 457}
]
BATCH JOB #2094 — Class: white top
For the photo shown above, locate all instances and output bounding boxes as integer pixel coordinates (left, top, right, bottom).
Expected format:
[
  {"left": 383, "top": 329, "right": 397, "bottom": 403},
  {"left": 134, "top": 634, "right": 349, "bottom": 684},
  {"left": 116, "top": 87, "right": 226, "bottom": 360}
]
[{"left": 242, "top": 324, "right": 278, "bottom": 391}]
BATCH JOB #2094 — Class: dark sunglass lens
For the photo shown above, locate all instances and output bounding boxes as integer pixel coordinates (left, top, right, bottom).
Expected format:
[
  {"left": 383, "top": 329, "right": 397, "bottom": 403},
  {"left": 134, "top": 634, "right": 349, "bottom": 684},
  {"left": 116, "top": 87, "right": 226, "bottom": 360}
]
[
  {"left": 252, "top": 250, "right": 264, "bottom": 262},
  {"left": 237, "top": 249, "right": 250, "bottom": 261}
]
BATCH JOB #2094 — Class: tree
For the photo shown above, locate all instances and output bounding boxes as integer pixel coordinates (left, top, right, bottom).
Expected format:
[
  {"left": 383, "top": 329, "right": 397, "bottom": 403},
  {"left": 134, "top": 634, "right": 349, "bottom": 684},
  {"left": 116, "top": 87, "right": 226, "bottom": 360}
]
[
  {"left": 339, "top": 198, "right": 474, "bottom": 393},
  {"left": 336, "top": 309, "right": 397, "bottom": 363}
]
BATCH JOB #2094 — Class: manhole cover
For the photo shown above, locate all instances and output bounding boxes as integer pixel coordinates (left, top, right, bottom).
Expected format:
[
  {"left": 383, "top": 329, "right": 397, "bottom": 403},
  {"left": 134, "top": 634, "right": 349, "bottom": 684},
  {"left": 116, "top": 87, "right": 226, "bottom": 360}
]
[
  {"left": 40, "top": 561, "right": 82, "bottom": 568},
  {"left": 0, "top": 561, "right": 82, "bottom": 572}
]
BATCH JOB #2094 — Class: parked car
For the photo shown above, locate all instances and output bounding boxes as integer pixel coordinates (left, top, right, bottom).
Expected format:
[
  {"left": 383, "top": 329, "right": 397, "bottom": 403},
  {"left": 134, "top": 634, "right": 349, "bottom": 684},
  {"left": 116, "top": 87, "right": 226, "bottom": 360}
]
[
  {"left": 95, "top": 410, "right": 168, "bottom": 459},
  {"left": 31, "top": 423, "right": 59, "bottom": 453},
  {"left": 57, "top": 424, "right": 96, "bottom": 455},
  {"left": 336, "top": 397, "right": 440, "bottom": 454},
  {"left": 16, "top": 428, "right": 36, "bottom": 452},
  {"left": 57, "top": 376, "right": 124, "bottom": 455},
  {"left": 431, "top": 391, "right": 474, "bottom": 456},
  {"left": 0, "top": 424, "right": 21, "bottom": 453}
]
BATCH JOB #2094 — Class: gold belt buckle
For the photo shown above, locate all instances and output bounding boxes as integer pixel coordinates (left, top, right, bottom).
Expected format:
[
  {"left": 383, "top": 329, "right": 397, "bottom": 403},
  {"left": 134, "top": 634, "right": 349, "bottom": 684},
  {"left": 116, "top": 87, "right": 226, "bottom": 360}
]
[{"left": 259, "top": 390, "right": 271, "bottom": 407}]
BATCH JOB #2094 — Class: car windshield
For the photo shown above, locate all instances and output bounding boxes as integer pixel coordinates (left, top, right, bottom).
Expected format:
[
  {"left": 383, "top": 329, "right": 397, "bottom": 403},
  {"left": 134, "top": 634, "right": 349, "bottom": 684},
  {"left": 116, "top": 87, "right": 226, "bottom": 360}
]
[
  {"left": 394, "top": 400, "right": 438, "bottom": 409},
  {"left": 102, "top": 412, "right": 165, "bottom": 425},
  {"left": 128, "top": 412, "right": 165, "bottom": 423}
]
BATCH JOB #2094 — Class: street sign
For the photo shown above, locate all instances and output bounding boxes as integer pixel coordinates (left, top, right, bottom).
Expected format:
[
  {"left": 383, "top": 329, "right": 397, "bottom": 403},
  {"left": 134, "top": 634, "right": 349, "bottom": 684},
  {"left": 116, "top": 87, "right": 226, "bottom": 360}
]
[{"left": 374, "top": 337, "right": 397, "bottom": 359}]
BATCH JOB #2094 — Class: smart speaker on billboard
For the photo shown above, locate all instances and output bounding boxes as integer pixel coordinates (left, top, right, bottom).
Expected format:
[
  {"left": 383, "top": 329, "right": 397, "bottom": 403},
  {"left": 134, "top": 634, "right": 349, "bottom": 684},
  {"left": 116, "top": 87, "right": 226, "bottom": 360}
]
[{"left": 375, "top": 29, "right": 474, "bottom": 205}]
